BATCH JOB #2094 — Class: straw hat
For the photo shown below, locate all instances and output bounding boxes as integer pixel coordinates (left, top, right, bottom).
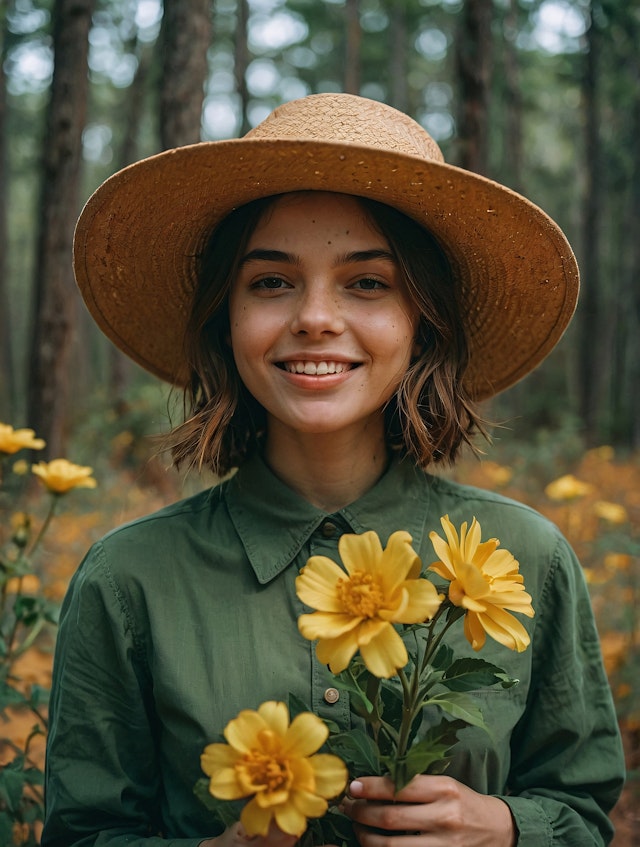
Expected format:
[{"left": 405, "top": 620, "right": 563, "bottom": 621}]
[{"left": 74, "top": 93, "right": 579, "bottom": 400}]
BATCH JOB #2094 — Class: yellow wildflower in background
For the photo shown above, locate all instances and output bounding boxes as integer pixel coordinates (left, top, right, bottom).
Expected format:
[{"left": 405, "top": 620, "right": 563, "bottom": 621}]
[
  {"left": 544, "top": 474, "right": 594, "bottom": 501},
  {"left": 297, "top": 530, "right": 443, "bottom": 678},
  {"left": 201, "top": 701, "right": 347, "bottom": 838},
  {"left": 4, "top": 574, "right": 41, "bottom": 594},
  {"left": 593, "top": 500, "right": 628, "bottom": 525},
  {"left": 32, "top": 459, "right": 97, "bottom": 494},
  {"left": 429, "top": 516, "right": 534, "bottom": 653},
  {"left": 0, "top": 424, "right": 45, "bottom": 455}
]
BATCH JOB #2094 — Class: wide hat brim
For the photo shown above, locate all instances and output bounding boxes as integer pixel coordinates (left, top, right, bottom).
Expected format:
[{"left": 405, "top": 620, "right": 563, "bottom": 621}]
[{"left": 74, "top": 97, "right": 579, "bottom": 401}]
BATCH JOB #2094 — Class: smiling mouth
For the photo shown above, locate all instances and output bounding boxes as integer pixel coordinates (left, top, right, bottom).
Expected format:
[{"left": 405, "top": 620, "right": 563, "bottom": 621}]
[{"left": 278, "top": 361, "right": 359, "bottom": 375}]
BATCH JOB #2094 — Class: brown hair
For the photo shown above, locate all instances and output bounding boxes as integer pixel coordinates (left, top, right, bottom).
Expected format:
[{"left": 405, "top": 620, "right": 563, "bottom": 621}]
[{"left": 168, "top": 193, "right": 484, "bottom": 476}]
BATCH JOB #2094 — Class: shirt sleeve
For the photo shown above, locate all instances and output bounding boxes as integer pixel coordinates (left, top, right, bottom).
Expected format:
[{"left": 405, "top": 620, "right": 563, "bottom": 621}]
[
  {"left": 496, "top": 534, "right": 624, "bottom": 846},
  {"left": 42, "top": 542, "right": 209, "bottom": 847}
]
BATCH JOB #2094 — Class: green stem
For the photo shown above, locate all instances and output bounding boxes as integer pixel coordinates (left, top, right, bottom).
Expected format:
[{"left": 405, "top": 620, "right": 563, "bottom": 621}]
[{"left": 27, "top": 492, "right": 59, "bottom": 557}]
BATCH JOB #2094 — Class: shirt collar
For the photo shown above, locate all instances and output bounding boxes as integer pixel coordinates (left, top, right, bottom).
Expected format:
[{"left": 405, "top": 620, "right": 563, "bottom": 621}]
[{"left": 224, "top": 452, "right": 432, "bottom": 584}]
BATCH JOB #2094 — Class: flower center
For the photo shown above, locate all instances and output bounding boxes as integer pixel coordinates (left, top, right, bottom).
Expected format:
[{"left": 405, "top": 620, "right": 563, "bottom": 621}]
[
  {"left": 236, "top": 749, "right": 293, "bottom": 795},
  {"left": 337, "top": 571, "right": 384, "bottom": 617}
]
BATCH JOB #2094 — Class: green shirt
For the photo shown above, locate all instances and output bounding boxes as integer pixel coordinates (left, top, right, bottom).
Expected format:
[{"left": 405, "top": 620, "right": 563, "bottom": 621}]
[{"left": 43, "top": 455, "right": 624, "bottom": 846}]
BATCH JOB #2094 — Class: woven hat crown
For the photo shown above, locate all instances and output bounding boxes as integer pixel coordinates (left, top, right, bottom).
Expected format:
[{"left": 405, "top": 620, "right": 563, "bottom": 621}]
[{"left": 245, "top": 95, "right": 445, "bottom": 163}]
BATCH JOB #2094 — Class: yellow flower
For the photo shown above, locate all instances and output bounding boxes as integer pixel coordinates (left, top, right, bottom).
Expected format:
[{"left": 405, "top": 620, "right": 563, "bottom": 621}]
[
  {"left": 593, "top": 500, "right": 628, "bottom": 525},
  {"left": 429, "top": 516, "right": 534, "bottom": 653},
  {"left": 5, "top": 574, "right": 41, "bottom": 594},
  {"left": 0, "top": 423, "right": 45, "bottom": 455},
  {"left": 31, "top": 459, "right": 97, "bottom": 493},
  {"left": 544, "top": 474, "right": 594, "bottom": 501},
  {"left": 296, "top": 530, "right": 443, "bottom": 679},
  {"left": 201, "top": 701, "right": 347, "bottom": 838}
]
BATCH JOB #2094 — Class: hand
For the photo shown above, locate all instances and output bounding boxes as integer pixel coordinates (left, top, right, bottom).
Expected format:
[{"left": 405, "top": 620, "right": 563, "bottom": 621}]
[
  {"left": 341, "top": 776, "right": 516, "bottom": 847},
  {"left": 199, "top": 821, "right": 299, "bottom": 847}
]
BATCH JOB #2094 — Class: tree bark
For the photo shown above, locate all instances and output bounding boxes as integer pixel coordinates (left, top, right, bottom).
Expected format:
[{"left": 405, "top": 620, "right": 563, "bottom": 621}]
[
  {"left": 502, "top": 0, "right": 523, "bottom": 191},
  {"left": 235, "top": 0, "right": 250, "bottom": 136},
  {"left": 455, "top": 0, "right": 493, "bottom": 174},
  {"left": 159, "top": 0, "right": 211, "bottom": 149},
  {"left": 27, "top": 0, "right": 94, "bottom": 457},
  {"left": 344, "top": 0, "right": 361, "bottom": 95},
  {"left": 577, "top": 8, "right": 602, "bottom": 443},
  {"left": 0, "top": 7, "right": 15, "bottom": 420},
  {"left": 388, "top": 1, "right": 408, "bottom": 112}
]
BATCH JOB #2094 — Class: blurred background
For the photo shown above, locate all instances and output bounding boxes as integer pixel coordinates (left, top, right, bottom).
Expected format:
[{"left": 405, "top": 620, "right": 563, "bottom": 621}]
[{"left": 0, "top": 0, "right": 638, "bottom": 844}]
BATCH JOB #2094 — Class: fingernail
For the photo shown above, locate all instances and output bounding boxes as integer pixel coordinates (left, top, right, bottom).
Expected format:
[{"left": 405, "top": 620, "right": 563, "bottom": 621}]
[{"left": 349, "top": 780, "right": 364, "bottom": 795}]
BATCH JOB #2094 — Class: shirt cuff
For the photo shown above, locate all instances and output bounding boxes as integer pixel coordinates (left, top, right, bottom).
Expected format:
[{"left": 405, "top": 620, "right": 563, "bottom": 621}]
[{"left": 497, "top": 796, "right": 553, "bottom": 847}]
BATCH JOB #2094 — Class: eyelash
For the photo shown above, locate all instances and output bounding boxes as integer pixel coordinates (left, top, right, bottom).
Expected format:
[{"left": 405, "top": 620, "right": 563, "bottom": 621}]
[{"left": 249, "top": 276, "right": 390, "bottom": 292}]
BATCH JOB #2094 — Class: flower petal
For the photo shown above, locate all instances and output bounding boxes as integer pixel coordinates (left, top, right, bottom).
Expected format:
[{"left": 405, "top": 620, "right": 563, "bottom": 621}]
[
  {"left": 201, "top": 743, "right": 239, "bottom": 774},
  {"left": 206, "top": 767, "right": 245, "bottom": 800},
  {"left": 315, "top": 631, "right": 360, "bottom": 674},
  {"left": 241, "top": 796, "right": 274, "bottom": 837},
  {"left": 296, "top": 557, "right": 347, "bottom": 612},
  {"left": 292, "top": 788, "right": 329, "bottom": 818},
  {"left": 298, "top": 611, "right": 362, "bottom": 640},
  {"left": 274, "top": 800, "right": 309, "bottom": 837},
  {"left": 464, "top": 611, "right": 487, "bottom": 652},
  {"left": 257, "top": 701, "right": 289, "bottom": 737},
  {"left": 224, "top": 709, "right": 268, "bottom": 753},
  {"left": 479, "top": 606, "right": 531, "bottom": 652},
  {"left": 281, "top": 712, "right": 328, "bottom": 758},
  {"left": 339, "top": 531, "right": 383, "bottom": 576},
  {"left": 379, "top": 531, "right": 420, "bottom": 591},
  {"left": 359, "top": 622, "right": 407, "bottom": 678},
  {"left": 381, "top": 580, "right": 443, "bottom": 623},
  {"left": 309, "top": 754, "right": 349, "bottom": 799}
]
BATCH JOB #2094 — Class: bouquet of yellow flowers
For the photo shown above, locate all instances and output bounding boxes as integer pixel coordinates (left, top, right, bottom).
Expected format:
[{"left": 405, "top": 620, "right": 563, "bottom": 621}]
[{"left": 196, "top": 516, "right": 533, "bottom": 843}]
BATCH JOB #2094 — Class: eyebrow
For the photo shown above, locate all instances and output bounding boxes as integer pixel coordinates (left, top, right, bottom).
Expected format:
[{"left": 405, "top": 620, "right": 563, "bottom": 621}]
[{"left": 239, "top": 248, "right": 397, "bottom": 268}]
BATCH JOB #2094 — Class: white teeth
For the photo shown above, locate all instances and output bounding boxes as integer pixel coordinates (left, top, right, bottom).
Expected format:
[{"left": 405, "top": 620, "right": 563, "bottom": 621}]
[{"left": 284, "top": 361, "right": 349, "bottom": 375}]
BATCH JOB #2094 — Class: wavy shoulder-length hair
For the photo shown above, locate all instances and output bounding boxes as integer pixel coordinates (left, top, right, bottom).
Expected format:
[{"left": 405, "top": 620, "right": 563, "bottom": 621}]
[{"left": 168, "top": 192, "right": 485, "bottom": 476}]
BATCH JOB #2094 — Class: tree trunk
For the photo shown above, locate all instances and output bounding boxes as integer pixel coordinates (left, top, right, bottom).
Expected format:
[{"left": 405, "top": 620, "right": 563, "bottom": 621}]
[
  {"left": 235, "top": 0, "right": 250, "bottom": 136},
  {"left": 0, "top": 7, "right": 15, "bottom": 420},
  {"left": 344, "top": 0, "right": 361, "bottom": 95},
  {"left": 502, "top": 0, "right": 523, "bottom": 191},
  {"left": 106, "top": 43, "right": 153, "bottom": 405},
  {"left": 388, "top": 1, "right": 408, "bottom": 112},
  {"left": 455, "top": 0, "right": 493, "bottom": 174},
  {"left": 577, "top": 8, "right": 602, "bottom": 443},
  {"left": 159, "top": 0, "right": 211, "bottom": 149},
  {"left": 27, "top": 0, "right": 94, "bottom": 457}
]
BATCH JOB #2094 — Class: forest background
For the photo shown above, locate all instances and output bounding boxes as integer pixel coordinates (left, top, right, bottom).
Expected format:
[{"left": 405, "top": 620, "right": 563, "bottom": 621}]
[{"left": 0, "top": 0, "right": 639, "bottom": 844}]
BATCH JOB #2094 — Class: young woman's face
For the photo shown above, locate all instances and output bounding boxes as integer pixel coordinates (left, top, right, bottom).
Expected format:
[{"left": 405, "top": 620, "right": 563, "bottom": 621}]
[{"left": 228, "top": 192, "right": 419, "bottom": 443}]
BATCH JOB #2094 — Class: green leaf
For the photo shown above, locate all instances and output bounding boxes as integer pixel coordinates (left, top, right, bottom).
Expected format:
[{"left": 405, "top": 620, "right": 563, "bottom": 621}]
[
  {"left": 326, "top": 729, "right": 381, "bottom": 778},
  {"left": 0, "top": 678, "right": 28, "bottom": 711},
  {"left": 0, "top": 764, "right": 28, "bottom": 813},
  {"left": 431, "top": 643, "right": 455, "bottom": 670},
  {"left": 0, "top": 813, "right": 16, "bottom": 845},
  {"left": 425, "top": 692, "right": 488, "bottom": 730},
  {"left": 330, "top": 670, "right": 375, "bottom": 716},
  {"left": 441, "top": 658, "right": 515, "bottom": 692},
  {"left": 382, "top": 718, "right": 466, "bottom": 790}
]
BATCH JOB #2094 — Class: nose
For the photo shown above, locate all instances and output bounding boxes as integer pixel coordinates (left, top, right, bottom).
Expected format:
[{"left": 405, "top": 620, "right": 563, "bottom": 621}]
[{"left": 289, "top": 283, "right": 346, "bottom": 338}]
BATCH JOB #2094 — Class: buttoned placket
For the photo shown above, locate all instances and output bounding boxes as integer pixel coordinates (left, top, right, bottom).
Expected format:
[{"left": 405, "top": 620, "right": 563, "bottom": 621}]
[{"left": 306, "top": 514, "right": 354, "bottom": 728}]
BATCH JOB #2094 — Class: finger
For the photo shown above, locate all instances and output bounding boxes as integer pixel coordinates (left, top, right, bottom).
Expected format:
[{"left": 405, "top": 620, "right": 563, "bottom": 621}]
[
  {"left": 343, "top": 796, "right": 436, "bottom": 833},
  {"left": 351, "top": 822, "right": 433, "bottom": 847},
  {"left": 350, "top": 775, "right": 455, "bottom": 804}
]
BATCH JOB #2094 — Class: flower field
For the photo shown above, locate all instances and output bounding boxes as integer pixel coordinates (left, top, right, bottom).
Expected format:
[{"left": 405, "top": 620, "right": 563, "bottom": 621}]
[{"left": 1, "top": 425, "right": 638, "bottom": 845}]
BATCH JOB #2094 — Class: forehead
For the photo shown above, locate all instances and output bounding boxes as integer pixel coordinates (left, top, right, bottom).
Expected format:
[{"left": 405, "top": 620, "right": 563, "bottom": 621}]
[{"left": 249, "top": 191, "right": 388, "bottom": 242}]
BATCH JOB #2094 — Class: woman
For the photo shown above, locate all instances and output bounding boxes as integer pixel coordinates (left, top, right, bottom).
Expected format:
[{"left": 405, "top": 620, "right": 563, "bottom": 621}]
[{"left": 43, "top": 94, "right": 624, "bottom": 847}]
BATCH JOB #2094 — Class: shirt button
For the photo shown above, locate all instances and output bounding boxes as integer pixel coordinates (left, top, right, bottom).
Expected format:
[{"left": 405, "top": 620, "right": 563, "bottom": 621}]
[
  {"left": 321, "top": 520, "right": 338, "bottom": 538},
  {"left": 323, "top": 687, "right": 340, "bottom": 704}
]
